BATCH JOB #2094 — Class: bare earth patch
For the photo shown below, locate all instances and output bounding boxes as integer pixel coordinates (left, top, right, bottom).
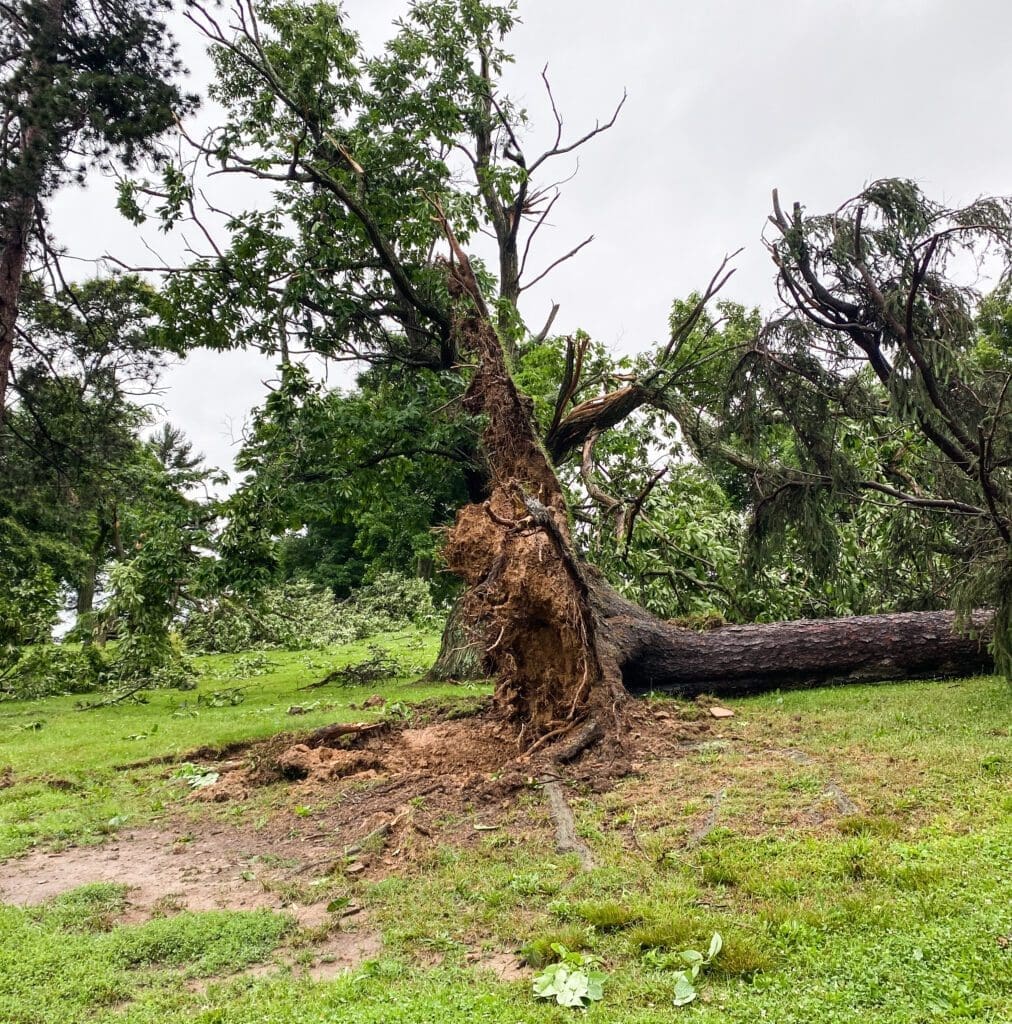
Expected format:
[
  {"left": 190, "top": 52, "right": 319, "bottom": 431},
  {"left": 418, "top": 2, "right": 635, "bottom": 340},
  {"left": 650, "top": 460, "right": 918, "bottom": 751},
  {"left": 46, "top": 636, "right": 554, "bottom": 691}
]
[
  {"left": 0, "top": 823, "right": 338, "bottom": 923},
  {"left": 1, "top": 700, "right": 881, "bottom": 939}
]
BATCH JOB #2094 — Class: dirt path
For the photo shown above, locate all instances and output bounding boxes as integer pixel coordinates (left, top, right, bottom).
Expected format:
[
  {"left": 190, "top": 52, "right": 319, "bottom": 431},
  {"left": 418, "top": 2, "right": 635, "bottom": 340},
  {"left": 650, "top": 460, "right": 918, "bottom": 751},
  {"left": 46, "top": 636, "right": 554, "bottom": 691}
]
[{"left": 0, "top": 823, "right": 340, "bottom": 924}]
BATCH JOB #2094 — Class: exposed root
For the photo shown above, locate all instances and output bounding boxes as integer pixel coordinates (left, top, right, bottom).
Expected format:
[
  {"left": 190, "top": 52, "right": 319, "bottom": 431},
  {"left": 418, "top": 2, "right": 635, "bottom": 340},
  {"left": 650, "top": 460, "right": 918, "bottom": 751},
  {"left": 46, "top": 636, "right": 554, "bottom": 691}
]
[
  {"left": 826, "top": 781, "right": 858, "bottom": 816},
  {"left": 552, "top": 718, "right": 605, "bottom": 764},
  {"left": 542, "top": 777, "right": 594, "bottom": 870},
  {"left": 439, "top": 271, "right": 628, "bottom": 749},
  {"left": 689, "top": 786, "right": 726, "bottom": 846}
]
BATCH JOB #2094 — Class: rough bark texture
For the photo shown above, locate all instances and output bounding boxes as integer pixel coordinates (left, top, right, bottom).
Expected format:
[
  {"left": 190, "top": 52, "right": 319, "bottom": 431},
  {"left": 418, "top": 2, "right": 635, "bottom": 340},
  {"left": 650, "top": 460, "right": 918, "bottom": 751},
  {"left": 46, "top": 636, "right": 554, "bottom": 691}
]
[
  {"left": 0, "top": 192, "right": 34, "bottom": 421},
  {"left": 0, "top": 0, "right": 65, "bottom": 422},
  {"left": 431, "top": 568, "right": 994, "bottom": 696},
  {"left": 428, "top": 599, "right": 483, "bottom": 682},
  {"left": 589, "top": 578, "right": 994, "bottom": 695}
]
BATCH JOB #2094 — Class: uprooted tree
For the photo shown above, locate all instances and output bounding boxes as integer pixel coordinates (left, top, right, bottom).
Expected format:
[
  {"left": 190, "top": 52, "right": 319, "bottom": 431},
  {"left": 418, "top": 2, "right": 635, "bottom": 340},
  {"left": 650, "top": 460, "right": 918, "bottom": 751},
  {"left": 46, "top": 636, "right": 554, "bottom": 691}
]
[{"left": 126, "top": 0, "right": 1003, "bottom": 753}]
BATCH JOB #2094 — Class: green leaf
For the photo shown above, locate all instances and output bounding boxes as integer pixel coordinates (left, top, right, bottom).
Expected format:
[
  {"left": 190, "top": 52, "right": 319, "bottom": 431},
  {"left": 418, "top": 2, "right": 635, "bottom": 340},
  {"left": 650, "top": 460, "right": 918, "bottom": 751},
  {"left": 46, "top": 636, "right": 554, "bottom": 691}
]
[
  {"left": 672, "top": 970, "right": 697, "bottom": 1007},
  {"left": 707, "top": 932, "right": 723, "bottom": 960}
]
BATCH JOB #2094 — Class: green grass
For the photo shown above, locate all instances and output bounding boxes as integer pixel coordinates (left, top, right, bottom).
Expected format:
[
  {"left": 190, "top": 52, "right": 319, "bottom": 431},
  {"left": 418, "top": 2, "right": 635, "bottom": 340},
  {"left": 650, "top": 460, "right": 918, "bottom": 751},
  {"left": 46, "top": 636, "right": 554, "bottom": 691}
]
[
  {"left": 1, "top": 636, "right": 1010, "bottom": 1023},
  {"left": 0, "top": 628, "right": 466, "bottom": 858}
]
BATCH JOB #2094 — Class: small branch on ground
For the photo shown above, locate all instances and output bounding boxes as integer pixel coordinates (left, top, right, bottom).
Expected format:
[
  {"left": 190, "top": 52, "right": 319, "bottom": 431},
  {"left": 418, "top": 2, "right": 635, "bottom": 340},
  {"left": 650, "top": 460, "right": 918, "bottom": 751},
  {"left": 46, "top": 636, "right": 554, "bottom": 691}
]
[
  {"left": 307, "top": 721, "right": 389, "bottom": 748},
  {"left": 75, "top": 685, "right": 148, "bottom": 711}
]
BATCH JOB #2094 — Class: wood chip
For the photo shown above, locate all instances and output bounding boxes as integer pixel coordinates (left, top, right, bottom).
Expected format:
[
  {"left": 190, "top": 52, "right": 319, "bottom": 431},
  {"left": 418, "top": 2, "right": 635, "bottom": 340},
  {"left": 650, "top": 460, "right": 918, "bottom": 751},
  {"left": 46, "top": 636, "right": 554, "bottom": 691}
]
[{"left": 709, "top": 706, "right": 735, "bottom": 718}]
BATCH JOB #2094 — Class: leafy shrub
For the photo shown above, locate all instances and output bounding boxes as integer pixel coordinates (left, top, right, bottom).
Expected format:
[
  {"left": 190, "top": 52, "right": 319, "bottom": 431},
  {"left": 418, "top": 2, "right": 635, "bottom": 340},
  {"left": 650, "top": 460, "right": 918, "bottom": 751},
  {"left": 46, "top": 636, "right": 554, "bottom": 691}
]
[
  {"left": 106, "top": 627, "right": 195, "bottom": 692},
  {"left": 101, "top": 558, "right": 196, "bottom": 692},
  {"left": 183, "top": 574, "right": 441, "bottom": 653},
  {"left": 350, "top": 572, "right": 438, "bottom": 625},
  {"left": 1, "top": 644, "right": 109, "bottom": 701},
  {"left": 0, "top": 545, "right": 59, "bottom": 672}
]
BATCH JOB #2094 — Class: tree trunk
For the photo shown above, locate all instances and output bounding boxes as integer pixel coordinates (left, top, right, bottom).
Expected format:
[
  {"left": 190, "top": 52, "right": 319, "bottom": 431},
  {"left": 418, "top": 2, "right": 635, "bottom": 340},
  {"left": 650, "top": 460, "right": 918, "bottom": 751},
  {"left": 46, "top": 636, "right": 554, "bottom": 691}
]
[
  {"left": 589, "top": 578, "right": 993, "bottom": 696},
  {"left": 76, "top": 570, "right": 96, "bottom": 620},
  {"left": 0, "top": 0, "right": 65, "bottom": 422},
  {"left": 0, "top": 195, "right": 33, "bottom": 422},
  {"left": 431, "top": 567, "right": 993, "bottom": 697},
  {"left": 428, "top": 598, "right": 484, "bottom": 681}
]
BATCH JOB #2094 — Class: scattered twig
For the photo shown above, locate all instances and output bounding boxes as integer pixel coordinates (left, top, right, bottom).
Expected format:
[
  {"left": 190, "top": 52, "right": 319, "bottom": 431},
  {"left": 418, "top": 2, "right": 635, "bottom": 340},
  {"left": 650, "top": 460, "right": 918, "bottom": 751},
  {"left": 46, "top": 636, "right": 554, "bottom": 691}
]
[
  {"left": 75, "top": 685, "right": 148, "bottom": 711},
  {"left": 307, "top": 721, "right": 388, "bottom": 749}
]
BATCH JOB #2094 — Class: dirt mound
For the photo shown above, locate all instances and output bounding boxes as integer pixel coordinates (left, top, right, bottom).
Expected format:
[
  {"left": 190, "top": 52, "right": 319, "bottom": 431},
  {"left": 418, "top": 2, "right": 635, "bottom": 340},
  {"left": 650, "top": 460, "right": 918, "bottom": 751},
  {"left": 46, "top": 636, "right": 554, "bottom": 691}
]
[
  {"left": 209, "top": 699, "right": 712, "bottom": 804},
  {"left": 266, "top": 716, "right": 518, "bottom": 788}
]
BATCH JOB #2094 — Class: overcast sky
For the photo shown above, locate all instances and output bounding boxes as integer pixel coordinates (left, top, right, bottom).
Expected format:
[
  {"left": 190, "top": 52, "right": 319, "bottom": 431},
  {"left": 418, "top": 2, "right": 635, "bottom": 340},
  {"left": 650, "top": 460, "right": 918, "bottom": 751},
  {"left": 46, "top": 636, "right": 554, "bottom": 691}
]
[{"left": 48, "top": 0, "right": 1012, "bottom": 476}]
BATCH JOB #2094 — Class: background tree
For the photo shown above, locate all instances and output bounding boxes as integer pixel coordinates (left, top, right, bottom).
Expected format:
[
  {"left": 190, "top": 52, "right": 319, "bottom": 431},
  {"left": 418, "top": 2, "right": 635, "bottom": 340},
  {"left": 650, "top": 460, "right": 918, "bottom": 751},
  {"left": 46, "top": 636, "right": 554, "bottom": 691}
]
[
  {"left": 0, "top": 0, "right": 197, "bottom": 419},
  {"left": 712, "top": 183, "right": 1012, "bottom": 668},
  {"left": 0, "top": 271, "right": 219, "bottom": 695},
  {"left": 2, "top": 276, "right": 170, "bottom": 619}
]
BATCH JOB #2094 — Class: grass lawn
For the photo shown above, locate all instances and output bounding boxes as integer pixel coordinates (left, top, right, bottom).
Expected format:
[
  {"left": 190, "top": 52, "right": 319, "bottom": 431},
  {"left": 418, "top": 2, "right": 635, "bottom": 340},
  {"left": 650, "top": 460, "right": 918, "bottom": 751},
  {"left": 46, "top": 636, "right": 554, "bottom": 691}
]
[{"left": 1, "top": 632, "right": 1009, "bottom": 1023}]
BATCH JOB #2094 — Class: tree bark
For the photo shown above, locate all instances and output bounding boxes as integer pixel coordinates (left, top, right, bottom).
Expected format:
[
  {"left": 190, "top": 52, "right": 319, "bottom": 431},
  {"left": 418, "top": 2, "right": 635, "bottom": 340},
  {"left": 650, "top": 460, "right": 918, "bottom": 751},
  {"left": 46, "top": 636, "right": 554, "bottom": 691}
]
[
  {"left": 428, "top": 598, "right": 484, "bottom": 681},
  {"left": 0, "top": 0, "right": 66, "bottom": 422},
  {"left": 589, "top": 578, "right": 993, "bottom": 696},
  {"left": 0, "top": 193, "right": 34, "bottom": 422},
  {"left": 432, "top": 568, "right": 993, "bottom": 696}
]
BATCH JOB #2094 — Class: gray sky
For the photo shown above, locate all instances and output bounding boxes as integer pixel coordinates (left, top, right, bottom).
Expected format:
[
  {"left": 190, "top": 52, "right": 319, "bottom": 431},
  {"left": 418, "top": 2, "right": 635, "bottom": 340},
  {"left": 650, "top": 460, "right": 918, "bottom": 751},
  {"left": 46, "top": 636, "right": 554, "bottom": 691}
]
[{"left": 48, "top": 0, "right": 1012, "bottom": 475}]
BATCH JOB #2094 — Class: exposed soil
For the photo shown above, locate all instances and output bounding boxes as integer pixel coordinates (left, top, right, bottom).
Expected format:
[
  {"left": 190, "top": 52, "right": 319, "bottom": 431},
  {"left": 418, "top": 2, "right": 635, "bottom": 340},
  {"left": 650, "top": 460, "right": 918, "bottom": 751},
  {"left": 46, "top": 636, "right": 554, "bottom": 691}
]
[
  {"left": 0, "top": 697, "right": 880, "bottom": 988},
  {"left": 1, "top": 702, "right": 715, "bottom": 907},
  {"left": 0, "top": 823, "right": 340, "bottom": 923}
]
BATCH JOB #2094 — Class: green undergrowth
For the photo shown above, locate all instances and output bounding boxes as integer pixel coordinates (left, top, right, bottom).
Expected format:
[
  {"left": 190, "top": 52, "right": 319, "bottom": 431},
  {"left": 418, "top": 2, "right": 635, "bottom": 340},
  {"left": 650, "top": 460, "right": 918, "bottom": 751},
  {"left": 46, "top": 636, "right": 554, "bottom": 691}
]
[{"left": 1, "top": 644, "right": 1009, "bottom": 1023}]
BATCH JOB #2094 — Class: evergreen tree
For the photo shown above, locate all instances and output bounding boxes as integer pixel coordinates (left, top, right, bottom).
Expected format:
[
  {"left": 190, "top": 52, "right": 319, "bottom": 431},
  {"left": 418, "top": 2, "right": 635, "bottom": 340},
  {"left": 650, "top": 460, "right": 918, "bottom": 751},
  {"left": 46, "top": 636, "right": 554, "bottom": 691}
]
[{"left": 0, "top": 0, "right": 197, "bottom": 419}]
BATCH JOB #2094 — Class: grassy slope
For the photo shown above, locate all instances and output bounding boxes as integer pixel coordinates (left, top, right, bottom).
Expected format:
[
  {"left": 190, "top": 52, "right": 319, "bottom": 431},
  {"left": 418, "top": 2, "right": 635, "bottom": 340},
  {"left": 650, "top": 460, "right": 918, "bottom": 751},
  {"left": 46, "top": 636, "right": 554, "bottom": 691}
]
[
  {"left": 0, "top": 629, "right": 453, "bottom": 857},
  {"left": 0, "top": 632, "right": 1009, "bottom": 1024}
]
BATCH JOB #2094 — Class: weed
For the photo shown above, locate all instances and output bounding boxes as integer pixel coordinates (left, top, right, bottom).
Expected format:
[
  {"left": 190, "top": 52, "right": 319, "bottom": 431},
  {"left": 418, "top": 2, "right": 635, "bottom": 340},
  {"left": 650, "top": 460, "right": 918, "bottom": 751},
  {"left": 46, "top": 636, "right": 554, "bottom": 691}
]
[
  {"left": 571, "top": 900, "right": 640, "bottom": 931},
  {"left": 521, "top": 928, "right": 592, "bottom": 968},
  {"left": 837, "top": 813, "right": 902, "bottom": 838},
  {"left": 628, "top": 917, "right": 701, "bottom": 952},
  {"left": 532, "top": 945, "right": 607, "bottom": 1008}
]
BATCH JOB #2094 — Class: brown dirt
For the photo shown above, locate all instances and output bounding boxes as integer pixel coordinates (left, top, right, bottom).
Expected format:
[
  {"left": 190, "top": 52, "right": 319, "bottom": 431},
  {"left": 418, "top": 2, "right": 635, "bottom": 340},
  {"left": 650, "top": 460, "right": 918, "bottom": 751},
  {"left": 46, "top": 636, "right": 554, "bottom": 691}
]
[
  {"left": 0, "top": 824, "right": 335, "bottom": 922},
  {"left": 1, "top": 703, "right": 715, "bottom": 908},
  {"left": 304, "top": 929, "right": 384, "bottom": 980},
  {"left": 472, "top": 950, "right": 526, "bottom": 982}
]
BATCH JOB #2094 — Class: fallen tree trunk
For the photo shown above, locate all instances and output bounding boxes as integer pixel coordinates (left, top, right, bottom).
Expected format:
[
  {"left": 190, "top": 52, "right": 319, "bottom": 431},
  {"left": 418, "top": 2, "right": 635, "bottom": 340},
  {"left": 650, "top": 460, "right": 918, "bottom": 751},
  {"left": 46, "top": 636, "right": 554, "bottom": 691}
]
[
  {"left": 433, "top": 572, "right": 995, "bottom": 696},
  {"left": 591, "top": 581, "right": 994, "bottom": 696}
]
